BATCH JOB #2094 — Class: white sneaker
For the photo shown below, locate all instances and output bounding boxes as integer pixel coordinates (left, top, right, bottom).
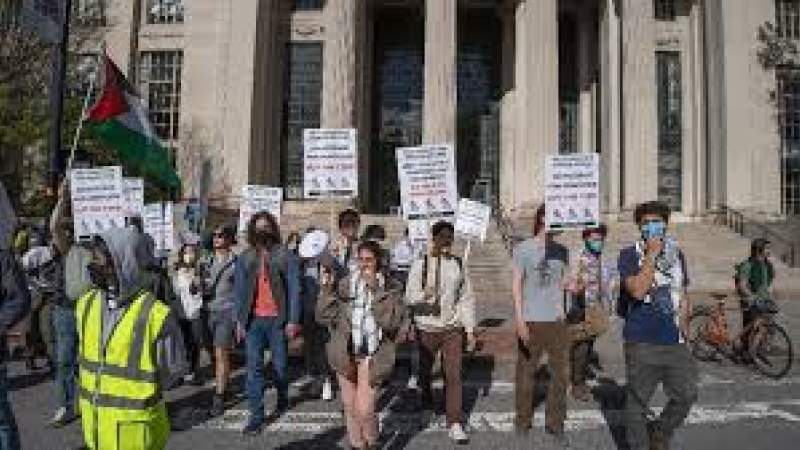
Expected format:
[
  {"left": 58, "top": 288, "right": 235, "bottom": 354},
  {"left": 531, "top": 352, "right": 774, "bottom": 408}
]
[
  {"left": 448, "top": 423, "right": 469, "bottom": 444},
  {"left": 406, "top": 375, "right": 418, "bottom": 391},
  {"left": 322, "top": 378, "right": 333, "bottom": 401}
]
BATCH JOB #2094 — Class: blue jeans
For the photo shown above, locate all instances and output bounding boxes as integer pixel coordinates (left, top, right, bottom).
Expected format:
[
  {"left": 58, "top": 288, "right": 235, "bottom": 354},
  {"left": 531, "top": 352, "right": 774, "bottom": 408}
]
[
  {"left": 245, "top": 317, "right": 288, "bottom": 424},
  {"left": 53, "top": 305, "right": 78, "bottom": 412},
  {"left": 0, "top": 364, "right": 20, "bottom": 450}
]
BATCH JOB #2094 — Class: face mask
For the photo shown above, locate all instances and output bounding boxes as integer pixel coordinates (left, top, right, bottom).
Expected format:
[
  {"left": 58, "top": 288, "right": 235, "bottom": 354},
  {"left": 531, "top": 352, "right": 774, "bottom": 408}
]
[
  {"left": 641, "top": 221, "right": 666, "bottom": 241},
  {"left": 585, "top": 239, "right": 604, "bottom": 255}
]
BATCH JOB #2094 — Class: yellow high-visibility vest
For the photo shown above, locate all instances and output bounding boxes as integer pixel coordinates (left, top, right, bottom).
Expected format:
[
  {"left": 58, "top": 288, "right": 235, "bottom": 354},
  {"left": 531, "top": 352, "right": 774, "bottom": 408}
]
[{"left": 76, "top": 289, "right": 171, "bottom": 450}]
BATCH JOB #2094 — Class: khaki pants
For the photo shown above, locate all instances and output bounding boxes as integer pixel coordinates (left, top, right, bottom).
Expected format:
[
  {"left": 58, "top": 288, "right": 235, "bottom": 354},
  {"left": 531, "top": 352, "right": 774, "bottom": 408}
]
[
  {"left": 515, "top": 321, "right": 569, "bottom": 431},
  {"left": 418, "top": 328, "right": 464, "bottom": 425}
]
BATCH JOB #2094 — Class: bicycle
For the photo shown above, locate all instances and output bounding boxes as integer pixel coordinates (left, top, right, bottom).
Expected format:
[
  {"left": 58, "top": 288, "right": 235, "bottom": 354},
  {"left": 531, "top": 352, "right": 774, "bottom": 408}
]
[{"left": 687, "top": 293, "right": 793, "bottom": 379}]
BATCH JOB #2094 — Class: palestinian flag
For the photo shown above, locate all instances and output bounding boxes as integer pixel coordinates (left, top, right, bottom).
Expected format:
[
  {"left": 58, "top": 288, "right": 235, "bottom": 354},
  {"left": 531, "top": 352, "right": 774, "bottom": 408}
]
[{"left": 87, "top": 55, "right": 181, "bottom": 192}]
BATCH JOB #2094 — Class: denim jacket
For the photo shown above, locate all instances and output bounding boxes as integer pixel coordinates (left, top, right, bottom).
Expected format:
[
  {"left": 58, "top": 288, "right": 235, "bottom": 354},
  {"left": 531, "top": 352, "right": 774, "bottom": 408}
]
[{"left": 234, "top": 245, "right": 301, "bottom": 328}]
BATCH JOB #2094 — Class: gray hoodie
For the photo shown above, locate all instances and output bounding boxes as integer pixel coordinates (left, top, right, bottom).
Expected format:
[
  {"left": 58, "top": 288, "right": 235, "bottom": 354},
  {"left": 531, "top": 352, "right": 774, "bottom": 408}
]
[{"left": 95, "top": 227, "right": 187, "bottom": 388}]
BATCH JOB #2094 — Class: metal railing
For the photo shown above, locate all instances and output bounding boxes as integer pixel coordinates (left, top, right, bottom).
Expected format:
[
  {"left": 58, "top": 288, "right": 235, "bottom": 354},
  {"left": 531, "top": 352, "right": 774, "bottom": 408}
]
[{"left": 721, "top": 206, "right": 800, "bottom": 268}]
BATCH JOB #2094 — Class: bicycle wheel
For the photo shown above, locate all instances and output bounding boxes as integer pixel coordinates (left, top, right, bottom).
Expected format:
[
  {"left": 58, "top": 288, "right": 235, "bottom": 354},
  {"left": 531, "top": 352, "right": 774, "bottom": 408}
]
[
  {"left": 688, "top": 311, "right": 721, "bottom": 361},
  {"left": 749, "top": 322, "right": 793, "bottom": 379}
]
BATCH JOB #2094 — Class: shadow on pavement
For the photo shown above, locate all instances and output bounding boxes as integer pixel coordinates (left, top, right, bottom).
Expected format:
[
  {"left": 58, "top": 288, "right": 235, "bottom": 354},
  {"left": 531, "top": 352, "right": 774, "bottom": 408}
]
[
  {"left": 593, "top": 377, "right": 629, "bottom": 450},
  {"left": 273, "top": 426, "right": 346, "bottom": 450}
]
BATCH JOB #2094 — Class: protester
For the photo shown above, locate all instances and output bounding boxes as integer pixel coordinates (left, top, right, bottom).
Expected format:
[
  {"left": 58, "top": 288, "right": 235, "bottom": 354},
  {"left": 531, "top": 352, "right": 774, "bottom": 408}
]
[
  {"left": 405, "top": 220, "right": 476, "bottom": 444},
  {"left": 19, "top": 234, "right": 57, "bottom": 374},
  {"left": 234, "top": 211, "right": 301, "bottom": 436},
  {"left": 332, "top": 209, "right": 361, "bottom": 278},
  {"left": 172, "top": 242, "right": 207, "bottom": 385},
  {"left": 362, "top": 224, "right": 390, "bottom": 270},
  {"left": 617, "top": 201, "right": 696, "bottom": 450},
  {"left": 735, "top": 238, "right": 776, "bottom": 352},
  {"left": 512, "top": 204, "right": 570, "bottom": 440},
  {"left": 317, "top": 240, "right": 410, "bottom": 450},
  {"left": 298, "top": 226, "right": 335, "bottom": 401},
  {"left": 565, "top": 224, "right": 616, "bottom": 401},
  {"left": 77, "top": 227, "right": 187, "bottom": 450},
  {"left": 204, "top": 224, "right": 238, "bottom": 416},
  {"left": 0, "top": 182, "right": 31, "bottom": 450},
  {"left": 286, "top": 231, "right": 301, "bottom": 255}
]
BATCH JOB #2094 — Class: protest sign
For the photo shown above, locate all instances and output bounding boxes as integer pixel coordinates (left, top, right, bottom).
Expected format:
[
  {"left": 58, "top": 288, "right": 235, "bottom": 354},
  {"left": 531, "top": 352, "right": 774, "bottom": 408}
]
[
  {"left": 122, "top": 178, "right": 144, "bottom": 218},
  {"left": 143, "top": 202, "right": 175, "bottom": 253},
  {"left": 396, "top": 144, "right": 458, "bottom": 222},
  {"left": 545, "top": 153, "right": 600, "bottom": 230},
  {"left": 238, "top": 185, "right": 283, "bottom": 234},
  {"left": 303, "top": 128, "right": 358, "bottom": 198},
  {"left": 406, "top": 219, "right": 430, "bottom": 245},
  {"left": 455, "top": 198, "right": 492, "bottom": 242},
  {"left": 69, "top": 166, "right": 125, "bottom": 240}
]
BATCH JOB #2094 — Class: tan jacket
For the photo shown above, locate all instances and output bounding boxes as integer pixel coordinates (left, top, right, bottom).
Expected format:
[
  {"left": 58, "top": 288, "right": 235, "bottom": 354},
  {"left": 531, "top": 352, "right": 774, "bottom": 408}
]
[
  {"left": 405, "top": 254, "right": 476, "bottom": 333},
  {"left": 316, "top": 273, "right": 411, "bottom": 386}
]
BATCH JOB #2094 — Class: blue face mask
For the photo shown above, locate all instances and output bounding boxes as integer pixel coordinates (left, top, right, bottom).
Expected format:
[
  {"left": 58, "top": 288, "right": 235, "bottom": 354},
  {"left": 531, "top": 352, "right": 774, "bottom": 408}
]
[
  {"left": 585, "top": 239, "right": 604, "bottom": 254},
  {"left": 641, "top": 221, "right": 666, "bottom": 240}
]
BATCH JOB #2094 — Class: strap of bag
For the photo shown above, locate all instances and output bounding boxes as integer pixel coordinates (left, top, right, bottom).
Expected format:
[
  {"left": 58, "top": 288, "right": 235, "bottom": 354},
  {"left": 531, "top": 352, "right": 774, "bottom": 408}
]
[{"left": 209, "top": 256, "right": 237, "bottom": 297}]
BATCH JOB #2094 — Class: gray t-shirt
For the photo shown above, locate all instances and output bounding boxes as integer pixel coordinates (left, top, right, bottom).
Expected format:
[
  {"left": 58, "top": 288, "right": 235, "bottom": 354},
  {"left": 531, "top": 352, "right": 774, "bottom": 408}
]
[
  {"left": 206, "top": 252, "right": 237, "bottom": 312},
  {"left": 512, "top": 238, "right": 569, "bottom": 322}
]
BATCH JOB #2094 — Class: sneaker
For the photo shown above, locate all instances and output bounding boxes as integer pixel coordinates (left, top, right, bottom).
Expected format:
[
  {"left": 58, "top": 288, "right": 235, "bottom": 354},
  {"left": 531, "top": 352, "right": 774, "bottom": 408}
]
[
  {"left": 49, "top": 407, "right": 77, "bottom": 428},
  {"left": 448, "top": 423, "right": 469, "bottom": 445},
  {"left": 406, "top": 374, "right": 419, "bottom": 391},
  {"left": 210, "top": 393, "right": 225, "bottom": 417},
  {"left": 322, "top": 378, "right": 334, "bottom": 401},
  {"left": 242, "top": 419, "right": 264, "bottom": 436}
]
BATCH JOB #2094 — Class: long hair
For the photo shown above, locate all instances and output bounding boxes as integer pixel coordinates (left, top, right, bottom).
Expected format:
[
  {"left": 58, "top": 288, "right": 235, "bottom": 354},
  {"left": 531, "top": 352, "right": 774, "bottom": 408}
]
[
  {"left": 357, "top": 239, "right": 386, "bottom": 272},
  {"left": 247, "top": 211, "right": 281, "bottom": 248},
  {"left": 533, "top": 203, "right": 546, "bottom": 237}
]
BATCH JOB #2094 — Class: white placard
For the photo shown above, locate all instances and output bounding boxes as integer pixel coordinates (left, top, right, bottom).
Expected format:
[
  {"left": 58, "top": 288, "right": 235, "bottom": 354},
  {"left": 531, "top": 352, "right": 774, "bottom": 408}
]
[
  {"left": 396, "top": 144, "right": 458, "bottom": 222},
  {"left": 545, "top": 153, "right": 600, "bottom": 230},
  {"left": 455, "top": 198, "right": 492, "bottom": 242},
  {"left": 69, "top": 166, "right": 126, "bottom": 239},
  {"left": 406, "top": 219, "right": 430, "bottom": 245},
  {"left": 303, "top": 128, "right": 358, "bottom": 198},
  {"left": 122, "top": 178, "right": 144, "bottom": 218},
  {"left": 143, "top": 202, "right": 175, "bottom": 253},
  {"left": 238, "top": 185, "right": 283, "bottom": 234}
]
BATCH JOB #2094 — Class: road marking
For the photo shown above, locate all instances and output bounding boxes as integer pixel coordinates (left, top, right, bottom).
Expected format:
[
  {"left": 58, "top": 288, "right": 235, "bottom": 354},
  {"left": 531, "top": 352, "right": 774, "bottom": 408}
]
[{"left": 195, "top": 400, "right": 800, "bottom": 433}]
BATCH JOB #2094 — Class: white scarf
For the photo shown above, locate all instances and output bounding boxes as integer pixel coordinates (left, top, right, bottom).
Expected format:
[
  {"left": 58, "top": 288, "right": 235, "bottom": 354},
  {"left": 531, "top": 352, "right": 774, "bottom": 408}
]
[
  {"left": 635, "top": 238, "right": 685, "bottom": 342},
  {"left": 350, "top": 271, "right": 384, "bottom": 357}
]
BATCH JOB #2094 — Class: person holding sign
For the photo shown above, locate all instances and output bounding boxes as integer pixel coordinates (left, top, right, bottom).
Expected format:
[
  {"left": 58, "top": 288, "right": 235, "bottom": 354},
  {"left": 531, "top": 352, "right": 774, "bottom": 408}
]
[
  {"left": 234, "top": 212, "right": 301, "bottom": 436},
  {"left": 405, "top": 221, "right": 476, "bottom": 445},
  {"left": 316, "top": 240, "right": 410, "bottom": 450},
  {"left": 565, "top": 224, "right": 617, "bottom": 401},
  {"left": 512, "top": 204, "right": 570, "bottom": 440},
  {"left": 331, "top": 209, "right": 361, "bottom": 278}
]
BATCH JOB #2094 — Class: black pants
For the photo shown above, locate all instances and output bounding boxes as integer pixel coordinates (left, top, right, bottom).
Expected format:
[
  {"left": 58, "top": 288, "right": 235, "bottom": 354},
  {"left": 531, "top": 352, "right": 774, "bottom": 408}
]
[
  {"left": 624, "top": 342, "right": 698, "bottom": 450},
  {"left": 179, "top": 317, "right": 207, "bottom": 374}
]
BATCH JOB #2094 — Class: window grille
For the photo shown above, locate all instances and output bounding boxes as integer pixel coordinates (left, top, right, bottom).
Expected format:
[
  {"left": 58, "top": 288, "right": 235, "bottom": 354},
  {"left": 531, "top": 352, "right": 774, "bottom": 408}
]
[
  {"left": 138, "top": 50, "right": 183, "bottom": 142},
  {"left": 654, "top": 0, "right": 676, "bottom": 22},
  {"left": 776, "top": 0, "right": 800, "bottom": 39},
  {"left": 146, "top": 0, "right": 183, "bottom": 25},
  {"left": 777, "top": 68, "right": 800, "bottom": 215}
]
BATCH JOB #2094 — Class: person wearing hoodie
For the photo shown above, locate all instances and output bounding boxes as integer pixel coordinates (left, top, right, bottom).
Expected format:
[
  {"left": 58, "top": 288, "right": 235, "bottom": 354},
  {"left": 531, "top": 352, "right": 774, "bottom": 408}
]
[{"left": 77, "top": 227, "right": 187, "bottom": 450}]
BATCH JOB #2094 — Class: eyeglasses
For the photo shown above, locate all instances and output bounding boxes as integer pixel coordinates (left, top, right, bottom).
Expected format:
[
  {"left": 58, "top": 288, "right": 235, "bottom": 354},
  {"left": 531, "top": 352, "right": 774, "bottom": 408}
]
[{"left": 212, "top": 232, "right": 226, "bottom": 238}]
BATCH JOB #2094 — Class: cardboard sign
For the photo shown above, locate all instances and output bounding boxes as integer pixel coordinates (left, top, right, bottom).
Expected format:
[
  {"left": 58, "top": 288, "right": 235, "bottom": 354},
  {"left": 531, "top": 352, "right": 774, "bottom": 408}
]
[
  {"left": 69, "top": 166, "right": 126, "bottom": 240},
  {"left": 303, "top": 128, "right": 358, "bottom": 198},
  {"left": 455, "top": 198, "right": 492, "bottom": 242},
  {"left": 396, "top": 144, "right": 458, "bottom": 221},
  {"left": 545, "top": 154, "right": 600, "bottom": 230},
  {"left": 238, "top": 185, "right": 283, "bottom": 234},
  {"left": 122, "top": 177, "right": 144, "bottom": 218},
  {"left": 143, "top": 202, "right": 175, "bottom": 253}
]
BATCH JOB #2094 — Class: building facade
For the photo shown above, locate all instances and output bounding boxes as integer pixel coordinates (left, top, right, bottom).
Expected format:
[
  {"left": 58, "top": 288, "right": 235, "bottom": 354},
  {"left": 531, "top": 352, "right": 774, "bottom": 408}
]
[{"left": 98, "top": 0, "right": 800, "bottom": 218}]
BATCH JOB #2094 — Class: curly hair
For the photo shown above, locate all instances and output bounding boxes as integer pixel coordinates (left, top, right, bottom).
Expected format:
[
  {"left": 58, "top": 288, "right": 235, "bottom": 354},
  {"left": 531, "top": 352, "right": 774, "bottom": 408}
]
[
  {"left": 247, "top": 211, "right": 281, "bottom": 248},
  {"left": 431, "top": 220, "right": 454, "bottom": 237},
  {"left": 357, "top": 240, "right": 386, "bottom": 272},
  {"left": 581, "top": 223, "right": 608, "bottom": 240},
  {"left": 633, "top": 201, "right": 671, "bottom": 224}
]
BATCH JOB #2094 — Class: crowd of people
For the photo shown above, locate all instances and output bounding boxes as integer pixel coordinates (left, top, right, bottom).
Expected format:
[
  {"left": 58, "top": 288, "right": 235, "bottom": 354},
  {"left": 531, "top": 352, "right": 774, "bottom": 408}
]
[{"left": 0, "top": 178, "right": 781, "bottom": 450}]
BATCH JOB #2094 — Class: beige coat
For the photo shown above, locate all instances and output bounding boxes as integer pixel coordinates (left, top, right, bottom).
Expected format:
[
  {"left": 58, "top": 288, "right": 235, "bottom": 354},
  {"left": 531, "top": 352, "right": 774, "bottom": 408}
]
[{"left": 316, "top": 272, "right": 411, "bottom": 386}]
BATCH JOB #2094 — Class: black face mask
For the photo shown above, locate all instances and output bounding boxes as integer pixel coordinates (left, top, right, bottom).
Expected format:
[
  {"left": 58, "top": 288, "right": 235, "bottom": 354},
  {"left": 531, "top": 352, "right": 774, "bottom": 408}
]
[{"left": 87, "top": 263, "right": 116, "bottom": 291}]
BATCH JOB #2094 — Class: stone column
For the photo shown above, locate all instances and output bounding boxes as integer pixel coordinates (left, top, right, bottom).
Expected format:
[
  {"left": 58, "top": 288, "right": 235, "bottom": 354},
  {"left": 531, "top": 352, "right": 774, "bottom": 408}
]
[
  {"left": 322, "top": 0, "right": 364, "bottom": 128},
  {"left": 578, "top": 8, "right": 595, "bottom": 153},
  {"left": 690, "top": 0, "right": 706, "bottom": 215},
  {"left": 514, "top": 0, "right": 559, "bottom": 206},
  {"left": 423, "top": 0, "right": 457, "bottom": 144},
  {"left": 600, "top": 0, "right": 622, "bottom": 214},
  {"left": 621, "top": 0, "right": 658, "bottom": 209}
]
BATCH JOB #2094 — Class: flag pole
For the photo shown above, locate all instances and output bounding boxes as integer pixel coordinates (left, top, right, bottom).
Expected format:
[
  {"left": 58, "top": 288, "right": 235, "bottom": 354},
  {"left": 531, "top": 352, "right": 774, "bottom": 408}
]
[{"left": 66, "top": 48, "right": 102, "bottom": 171}]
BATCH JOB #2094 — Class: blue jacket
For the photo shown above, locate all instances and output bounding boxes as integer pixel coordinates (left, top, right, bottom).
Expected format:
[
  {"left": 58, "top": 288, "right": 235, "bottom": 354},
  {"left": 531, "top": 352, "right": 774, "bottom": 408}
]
[
  {"left": 1, "top": 249, "right": 31, "bottom": 362},
  {"left": 234, "top": 245, "right": 301, "bottom": 328}
]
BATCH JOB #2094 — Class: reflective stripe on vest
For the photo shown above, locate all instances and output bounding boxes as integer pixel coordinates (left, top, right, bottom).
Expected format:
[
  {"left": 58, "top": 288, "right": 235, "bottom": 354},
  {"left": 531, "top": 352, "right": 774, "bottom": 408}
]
[{"left": 77, "top": 290, "right": 166, "bottom": 405}]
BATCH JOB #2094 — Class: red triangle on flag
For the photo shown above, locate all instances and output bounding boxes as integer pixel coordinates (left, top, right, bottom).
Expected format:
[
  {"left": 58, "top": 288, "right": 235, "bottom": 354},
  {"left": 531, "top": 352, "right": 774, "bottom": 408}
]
[{"left": 87, "top": 56, "right": 130, "bottom": 121}]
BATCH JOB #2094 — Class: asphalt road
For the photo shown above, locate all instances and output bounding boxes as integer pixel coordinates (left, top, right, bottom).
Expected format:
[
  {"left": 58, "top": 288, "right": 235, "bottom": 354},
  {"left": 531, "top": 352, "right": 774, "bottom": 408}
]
[{"left": 8, "top": 297, "right": 800, "bottom": 449}]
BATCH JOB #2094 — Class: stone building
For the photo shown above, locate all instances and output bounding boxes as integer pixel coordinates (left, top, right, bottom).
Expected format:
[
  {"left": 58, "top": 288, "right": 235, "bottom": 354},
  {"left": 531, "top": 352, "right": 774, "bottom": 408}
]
[{"left": 97, "top": 0, "right": 800, "bottom": 219}]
